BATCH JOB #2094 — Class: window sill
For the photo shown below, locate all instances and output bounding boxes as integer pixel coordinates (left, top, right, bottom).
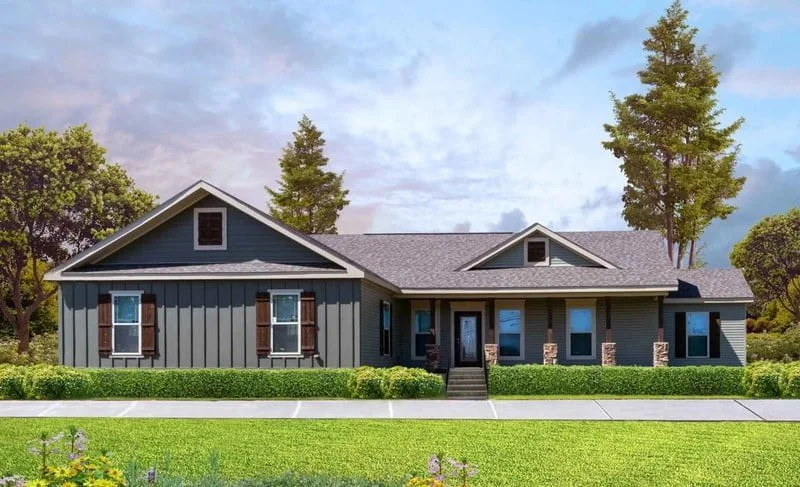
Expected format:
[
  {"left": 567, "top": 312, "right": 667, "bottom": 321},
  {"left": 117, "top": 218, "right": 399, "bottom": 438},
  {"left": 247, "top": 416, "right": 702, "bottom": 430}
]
[
  {"left": 111, "top": 354, "right": 144, "bottom": 359},
  {"left": 566, "top": 356, "right": 596, "bottom": 361},
  {"left": 267, "top": 354, "right": 316, "bottom": 359},
  {"left": 500, "top": 356, "right": 525, "bottom": 361}
]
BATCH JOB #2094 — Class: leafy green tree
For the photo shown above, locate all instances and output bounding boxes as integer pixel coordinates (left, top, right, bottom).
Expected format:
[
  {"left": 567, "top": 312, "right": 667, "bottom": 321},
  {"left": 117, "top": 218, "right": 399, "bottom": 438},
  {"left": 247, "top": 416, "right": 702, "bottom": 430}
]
[
  {"left": 0, "top": 259, "right": 57, "bottom": 339},
  {"left": 730, "top": 208, "right": 800, "bottom": 323},
  {"left": 603, "top": 0, "right": 744, "bottom": 267},
  {"left": 0, "top": 124, "right": 156, "bottom": 351},
  {"left": 267, "top": 115, "right": 350, "bottom": 234}
]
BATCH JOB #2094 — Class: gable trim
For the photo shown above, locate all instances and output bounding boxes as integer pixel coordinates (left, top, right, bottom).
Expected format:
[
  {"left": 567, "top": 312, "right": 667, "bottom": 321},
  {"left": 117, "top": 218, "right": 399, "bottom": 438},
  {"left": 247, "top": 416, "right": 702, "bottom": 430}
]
[
  {"left": 458, "top": 223, "right": 618, "bottom": 271},
  {"left": 44, "top": 180, "right": 367, "bottom": 281}
]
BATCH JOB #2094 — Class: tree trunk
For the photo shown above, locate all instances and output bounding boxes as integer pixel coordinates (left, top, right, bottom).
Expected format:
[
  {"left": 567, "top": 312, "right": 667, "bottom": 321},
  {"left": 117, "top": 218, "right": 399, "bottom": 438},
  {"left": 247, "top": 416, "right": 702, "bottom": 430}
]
[
  {"left": 688, "top": 239, "right": 696, "bottom": 269},
  {"left": 16, "top": 315, "right": 30, "bottom": 353}
]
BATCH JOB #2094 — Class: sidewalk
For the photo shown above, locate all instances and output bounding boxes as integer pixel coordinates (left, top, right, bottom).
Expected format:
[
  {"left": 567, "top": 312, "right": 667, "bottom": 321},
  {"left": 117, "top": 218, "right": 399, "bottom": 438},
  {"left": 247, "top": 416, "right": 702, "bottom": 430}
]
[{"left": 1, "top": 399, "right": 799, "bottom": 421}]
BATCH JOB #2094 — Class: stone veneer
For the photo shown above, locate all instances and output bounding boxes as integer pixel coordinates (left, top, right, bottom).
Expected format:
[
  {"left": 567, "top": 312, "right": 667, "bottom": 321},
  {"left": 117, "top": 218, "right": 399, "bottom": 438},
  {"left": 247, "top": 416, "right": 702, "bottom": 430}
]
[
  {"left": 653, "top": 342, "right": 669, "bottom": 367},
  {"left": 601, "top": 342, "right": 617, "bottom": 366},
  {"left": 543, "top": 343, "right": 558, "bottom": 365},
  {"left": 425, "top": 344, "right": 440, "bottom": 372},
  {"left": 484, "top": 344, "right": 498, "bottom": 367}
]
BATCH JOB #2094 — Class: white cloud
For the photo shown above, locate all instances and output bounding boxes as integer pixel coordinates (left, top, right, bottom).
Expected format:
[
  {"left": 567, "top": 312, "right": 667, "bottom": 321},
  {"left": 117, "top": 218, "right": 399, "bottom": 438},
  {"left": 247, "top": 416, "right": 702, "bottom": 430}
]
[{"left": 724, "top": 67, "right": 800, "bottom": 97}]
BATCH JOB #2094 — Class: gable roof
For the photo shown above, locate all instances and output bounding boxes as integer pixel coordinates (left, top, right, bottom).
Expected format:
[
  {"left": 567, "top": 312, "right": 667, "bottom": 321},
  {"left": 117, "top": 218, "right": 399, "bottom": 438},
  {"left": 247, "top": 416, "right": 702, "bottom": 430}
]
[
  {"left": 45, "top": 180, "right": 374, "bottom": 283},
  {"left": 457, "top": 223, "right": 619, "bottom": 271},
  {"left": 668, "top": 269, "right": 754, "bottom": 301}
]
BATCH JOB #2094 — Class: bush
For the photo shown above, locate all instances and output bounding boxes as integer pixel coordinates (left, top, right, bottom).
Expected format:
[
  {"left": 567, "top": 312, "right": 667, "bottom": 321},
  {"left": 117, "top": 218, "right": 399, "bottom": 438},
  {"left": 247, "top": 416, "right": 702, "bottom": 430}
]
[
  {"left": 0, "top": 364, "right": 26, "bottom": 399},
  {"left": 742, "top": 361, "right": 783, "bottom": 397},
  {"left": 348, "top": 367, "right": 386, "bottom": 399},
  {"left": 23, "top": 365, "right": 92, "bottom": 399},
  {"left": 0, "top": 333, "right": 59, "bottom": 366},
  {"left": 747, "top": 328, "right": 800, "bottom": 362},
  {"left": 779, "top": 362, "right": 800, "bottom": 398},
  {"left": 381, "top": 367, "right": 444, "bottom": 399},
  {"left": 488, "top": 365, "right": 745, "bottom": 396},
  {"left": 86, "top": 368, "right": 353, "bottom": 399}
]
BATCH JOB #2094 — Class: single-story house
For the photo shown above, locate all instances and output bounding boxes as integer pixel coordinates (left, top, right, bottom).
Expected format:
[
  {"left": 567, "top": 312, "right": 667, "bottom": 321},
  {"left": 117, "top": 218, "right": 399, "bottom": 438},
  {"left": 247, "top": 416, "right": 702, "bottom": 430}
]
[{"left": 45, "top": 180, "right": 753, "bottom": 370}]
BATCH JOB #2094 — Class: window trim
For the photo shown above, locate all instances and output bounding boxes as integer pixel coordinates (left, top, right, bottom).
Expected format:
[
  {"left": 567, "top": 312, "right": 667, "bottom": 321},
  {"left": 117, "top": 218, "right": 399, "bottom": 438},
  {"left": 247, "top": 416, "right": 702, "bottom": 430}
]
[
  {"left": 193, "top": 207, "right": 228, "bottom": 251},
  {"left": 523, "top": 237, "right": 549, "bottom": 266},
  {"left": 686, "top": 311, "right": 710, "bottom": 359},
  {"left": 566, "top": 298, "right": 596, "bottom": 360},
  {"left": 269, "top": 289, "right": 302, "bottom": 357},
  {"left": 495, "top": 299, "right": 525, "bottom": 360},
  {"left": 110, "top": 290, "right": 143, "bottom": 357},
  {"left": 410, "top": 300, "right": 436, "bottom": 360},
  {"left": 380, "top": 300, "right": 392, "bottom": 357}
]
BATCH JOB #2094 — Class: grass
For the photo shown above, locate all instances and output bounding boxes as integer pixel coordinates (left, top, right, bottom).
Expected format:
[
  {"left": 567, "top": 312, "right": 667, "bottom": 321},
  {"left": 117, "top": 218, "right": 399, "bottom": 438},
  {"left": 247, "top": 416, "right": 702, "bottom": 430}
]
[
  {"left": 1, "top": 419, "right": 798, "bottom": 486},
  {"left": 491, "top": 394, "right": 747, "bottom": 400}
]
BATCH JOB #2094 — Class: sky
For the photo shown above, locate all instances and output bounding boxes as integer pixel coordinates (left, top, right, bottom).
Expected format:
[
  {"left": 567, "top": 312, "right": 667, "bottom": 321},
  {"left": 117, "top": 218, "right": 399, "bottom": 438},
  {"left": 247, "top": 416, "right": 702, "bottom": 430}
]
[{"left": 0, "top": 0, "right": 798, "bottom": 267}]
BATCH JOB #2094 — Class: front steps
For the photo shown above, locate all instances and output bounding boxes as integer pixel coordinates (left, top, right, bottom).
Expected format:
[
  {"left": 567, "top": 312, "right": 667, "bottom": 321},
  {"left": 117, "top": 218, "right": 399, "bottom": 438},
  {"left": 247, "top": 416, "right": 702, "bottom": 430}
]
[{"left": 446, "top": 367, "right": 487, "bottom": 400}]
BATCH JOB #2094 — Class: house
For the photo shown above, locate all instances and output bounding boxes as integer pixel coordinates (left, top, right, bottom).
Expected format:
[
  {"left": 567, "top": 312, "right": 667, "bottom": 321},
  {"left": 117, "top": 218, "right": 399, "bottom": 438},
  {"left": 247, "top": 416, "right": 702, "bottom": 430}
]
[{"left": 45, "top": 180, "right": 753, "bottom": 370}]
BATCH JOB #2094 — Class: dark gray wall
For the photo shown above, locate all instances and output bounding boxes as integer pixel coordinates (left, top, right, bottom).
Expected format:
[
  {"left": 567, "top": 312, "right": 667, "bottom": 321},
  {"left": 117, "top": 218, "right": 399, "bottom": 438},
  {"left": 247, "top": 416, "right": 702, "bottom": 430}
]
[
  {"left": 59, "top": 279, "right": 361, "bottom": 368},
  {"left": 664, "top": 302, "right": 746, "bottom": 366},
  {"left": 359, "top": 281, "right": 398, "bottom": 367},
  {"left": 85, "top": 196, "right": 336, "bottom": 268}
]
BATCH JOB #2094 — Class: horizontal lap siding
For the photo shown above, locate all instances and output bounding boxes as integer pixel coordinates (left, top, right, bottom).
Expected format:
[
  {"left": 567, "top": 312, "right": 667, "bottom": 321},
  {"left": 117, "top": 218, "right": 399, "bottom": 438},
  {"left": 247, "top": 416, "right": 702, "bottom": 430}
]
[
  {"left": 479, "top": 237, "right": 599, "bottom": 269},
  {"left": 59, "top": 279, "right": 360, "bottom": 368},
  {"left": 664, "top": 303, "right": 746, "bottom": 366}
]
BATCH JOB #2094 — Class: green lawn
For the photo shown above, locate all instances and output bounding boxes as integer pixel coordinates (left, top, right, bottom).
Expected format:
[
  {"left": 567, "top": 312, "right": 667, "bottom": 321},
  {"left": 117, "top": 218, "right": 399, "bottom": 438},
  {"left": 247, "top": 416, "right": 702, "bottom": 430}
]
[{"left": 1, "top": 419, "right": 798, "bottom": 486}]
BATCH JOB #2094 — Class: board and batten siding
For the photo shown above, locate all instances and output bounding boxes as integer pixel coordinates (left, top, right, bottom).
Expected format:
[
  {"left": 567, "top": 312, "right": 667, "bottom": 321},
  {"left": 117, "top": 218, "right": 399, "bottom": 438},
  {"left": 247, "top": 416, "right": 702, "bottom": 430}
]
[
  {"left": 664, "top": 302, "right": 746, "bottom": 366},
  {"left": 359, "top": 280, "right": 398, "bottom": 367},
  {"left": 58, "top": 279, "right": 361, "bottom": 368},
  {"left": 85, "top": 195, "right": 336, "bottom": 268},
  {"left": 479, "top": 238, "right": 598, "bottom": 269}
]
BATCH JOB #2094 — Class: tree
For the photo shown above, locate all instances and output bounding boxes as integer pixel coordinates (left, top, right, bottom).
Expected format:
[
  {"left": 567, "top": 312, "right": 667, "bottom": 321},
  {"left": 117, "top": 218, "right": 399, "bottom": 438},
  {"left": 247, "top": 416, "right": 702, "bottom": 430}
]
[
  {"left": 0, "top": 259, "right": 57, "bottom": 339},
  {"left": 602, "top": 0, "right": 745, "bottom": 268},
  {"left": 730, "top": 208, "right": 800, "bottom": 324},
  {"left": 267, "top": 115, "right": 350, "bottom": 234},
  {"left": 0, "top": 124, "right": 156, "bottom": 352}
]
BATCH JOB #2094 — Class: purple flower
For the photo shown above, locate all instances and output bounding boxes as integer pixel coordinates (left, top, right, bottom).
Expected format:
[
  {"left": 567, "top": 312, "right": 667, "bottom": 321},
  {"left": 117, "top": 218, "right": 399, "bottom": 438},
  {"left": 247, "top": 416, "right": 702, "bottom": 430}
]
[{"left": 146, "top": 467, "right": 157, "bottom": 484}]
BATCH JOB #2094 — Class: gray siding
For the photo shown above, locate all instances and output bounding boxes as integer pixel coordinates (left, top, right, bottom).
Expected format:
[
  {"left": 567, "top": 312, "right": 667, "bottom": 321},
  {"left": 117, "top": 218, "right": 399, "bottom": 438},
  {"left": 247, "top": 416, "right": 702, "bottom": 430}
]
[
  {"left": 359, "top": 281, "right": 398, "bottom": 367},
  {"left": 664, "top": 302, "right": 746, "bottom": 366},
  {"left": 550, "top": 241, "right": 597, "bottom": 267},
  {"left": 87, "top": 196, "right": 336, "bottom": 268},
  {"left": 482, "top": 242, "right": 524, "bottom": 268},
  {"left": 479, "top": 236, "right": 599, "bottom": 269},
  {"left": 59, "top": 279, "right": 361, "bottom": 368}
]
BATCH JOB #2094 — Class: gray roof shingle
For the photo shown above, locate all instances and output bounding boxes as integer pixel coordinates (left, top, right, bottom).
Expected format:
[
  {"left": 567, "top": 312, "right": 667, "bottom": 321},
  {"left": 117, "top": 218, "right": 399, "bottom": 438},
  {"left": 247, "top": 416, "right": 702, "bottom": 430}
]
[
  {"left": 68, "top": 260, "right": 346, "bottom": 276},
  {"left": 670, "top": 269, "right": 754, "bottom": 300}
]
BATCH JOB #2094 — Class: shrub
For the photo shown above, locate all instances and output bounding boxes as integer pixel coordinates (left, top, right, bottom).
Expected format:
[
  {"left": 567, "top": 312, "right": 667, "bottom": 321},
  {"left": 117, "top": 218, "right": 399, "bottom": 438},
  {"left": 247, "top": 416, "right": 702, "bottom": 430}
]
[
  {"left": 86, "top": 368, "right": 353, "bottom": 399},
  {"left": 747, "top": 328, "right": 800, "bottom": 362},
  {"left": 0, "top": 333, "right": 59, "bottom": 366},
  {"left": 488, "top": 365, "right": 745, "bottom": 396},
  {"left": 381, "top": 367, "right": 444, "bottom": 399},
  {"left": 0, "top": 364, "right": 26, "bottom": 399},
  {"left": 349, "top": 367, "right": 387, "bottom": 399},
  {"left": 0, "top": 340, "right": 30, "bottom": 366},
  {"left": 22, "top": 365, "right": 92, "bottom": 399},
  {"left": 779, "top": 362, "right": 800, "bottom": 398},
  {"left": 742, "top": 361, "right": 783, "bottom": 397}
]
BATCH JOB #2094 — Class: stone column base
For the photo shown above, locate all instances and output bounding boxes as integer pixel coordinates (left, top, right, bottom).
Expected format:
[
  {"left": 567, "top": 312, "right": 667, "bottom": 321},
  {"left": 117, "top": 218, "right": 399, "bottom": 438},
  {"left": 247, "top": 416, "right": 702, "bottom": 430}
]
[
  {"left": 602, "top": 342, "right": 616, "bottom": 366},
  {"left": 653, "top": 342, "right": 669, "bottom": 367},
  {"left": 543, "top": 343, "right": 558, "bottom": 365},
  {"left": 425, "top": 344, "right": 440, "bottom": 372},
  {"left": 484, "top": 344, "right": 498, "bottom": 367}
]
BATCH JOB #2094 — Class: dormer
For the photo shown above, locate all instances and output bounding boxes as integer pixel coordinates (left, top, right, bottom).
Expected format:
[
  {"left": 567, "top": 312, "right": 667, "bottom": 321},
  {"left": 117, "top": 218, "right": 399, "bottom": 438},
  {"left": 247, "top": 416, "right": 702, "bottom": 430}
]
[
  {"left": 194, "top": 207, "right": 227, "bottom": 250},
  {"left": 524, "top": 237, "right": 549, "bottom": 266}
]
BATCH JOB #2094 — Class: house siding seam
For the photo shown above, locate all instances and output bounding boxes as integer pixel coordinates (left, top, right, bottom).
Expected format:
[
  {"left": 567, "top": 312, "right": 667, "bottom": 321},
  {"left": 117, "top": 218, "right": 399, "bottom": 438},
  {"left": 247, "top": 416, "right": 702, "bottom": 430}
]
[
  {"left": 359, "top": 280, "right": 397, "bottom": 367},
  {"left": 478, "top": 236, "right": 599, "bottom": 269},
  {"left": 85, "top": 195, "right": 336, "bottom": 268},
  {"left": 664, "top": 303, "right": 746, "bottom": 366},
  {"left": 58, "top": 279, "right": 360, "bottom": 369}
]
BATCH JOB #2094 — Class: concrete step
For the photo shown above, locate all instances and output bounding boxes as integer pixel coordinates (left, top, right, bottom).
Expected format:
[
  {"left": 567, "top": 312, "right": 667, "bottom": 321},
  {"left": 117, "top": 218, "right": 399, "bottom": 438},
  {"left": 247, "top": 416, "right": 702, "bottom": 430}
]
[
  {"left": 447, "top": 383, "right": 487, "bottom": 390},
  {"left": 446, "top": 390, "right": 488, "bottom": 399},
  {"left": 447, "top": 379, "right": 486, "bottom": 386},
  {"left": 448, "top": 372, "right": 485, "bottom": 379}
]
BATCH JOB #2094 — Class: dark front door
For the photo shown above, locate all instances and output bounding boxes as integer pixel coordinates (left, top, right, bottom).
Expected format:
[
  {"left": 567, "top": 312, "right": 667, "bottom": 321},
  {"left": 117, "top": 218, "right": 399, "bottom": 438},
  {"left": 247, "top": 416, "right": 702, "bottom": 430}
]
[{"left": 454, "top": 311, "right": 482, "bottom": 367}]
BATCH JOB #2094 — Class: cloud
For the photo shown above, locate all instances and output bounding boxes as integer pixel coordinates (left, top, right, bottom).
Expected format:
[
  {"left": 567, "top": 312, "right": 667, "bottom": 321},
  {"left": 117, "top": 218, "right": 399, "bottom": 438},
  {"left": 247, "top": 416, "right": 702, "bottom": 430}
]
[
  {"left": 490, "top": 209, "right": 527, "bottom": 232},
  {"left": 786, "top": 146, "right": 800, "bottom": 163},
  {"left": 452, "top": 221, "right": 472, "bottom": 233},
  {"left": 707, "top": 22, "right": 755, "bottom": 74},
  {"left": 701, "top": 158, "right": 800, "bottom": 267},
  {"left": 543, "top": 16, "right": 644, "bottom": 84},
  {"left": 580, "top": 186, "right": 621, "bottom": 212},
  {"left": 724, "top": 67, "right": 800, "bottom": 97}
]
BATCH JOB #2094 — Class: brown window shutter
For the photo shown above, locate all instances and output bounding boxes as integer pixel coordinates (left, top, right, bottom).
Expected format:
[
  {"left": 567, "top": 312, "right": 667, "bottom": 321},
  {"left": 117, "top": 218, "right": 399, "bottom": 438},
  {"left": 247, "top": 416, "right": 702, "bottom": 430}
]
[
  {"left": 674, "top": 312, "right": 686, "bottom": 359},
  {"left": 98, "top": 294, "right": 112, "bottom": 357},
  {"left": 256, "top": 292, "right": 271, "bottom": 356},
  {"left": 709, "top": 311, "right": 721, "bottom": 358},
  {"left": 300, "top": 291, "right": 317, "bottom": 356},
  {"left": 141, "top": 293, "right": 157, "bottom": 357}
]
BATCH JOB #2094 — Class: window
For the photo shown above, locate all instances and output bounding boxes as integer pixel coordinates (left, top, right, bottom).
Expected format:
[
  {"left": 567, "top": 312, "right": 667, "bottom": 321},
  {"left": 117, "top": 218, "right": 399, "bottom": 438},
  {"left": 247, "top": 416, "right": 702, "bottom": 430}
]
[
  {"left": 111, "top": 291, "right": 142, "bottom": 356},
  {"left": 687, "top": 312, "right": 710, "bottom": 358},
  {"left": 524, "top": 238, "right": 549, "bottom": 266},
  {"left": 271, "top": 291, "right": 301, "bottom": 355},
  {"left": 567, "top": 299, "right": 595, "bottom": 359},
  {"left": 380, "top": 300, "right": 392, "bottom": 356},
  {"left": 194, "top": 207, "right": 227, "bottom": 250},
  {"left": 496, "top": 301, "right": 524, "bottom": 359},
  {"left": 411, "top": 304, "right": 434, "bottom": 359}
]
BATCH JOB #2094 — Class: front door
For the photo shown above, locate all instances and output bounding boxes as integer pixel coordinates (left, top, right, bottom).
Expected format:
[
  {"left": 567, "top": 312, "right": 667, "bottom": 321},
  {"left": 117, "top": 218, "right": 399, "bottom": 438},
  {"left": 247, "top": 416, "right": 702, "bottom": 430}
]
[{"left": 454, "top": 311, "right": 482, "bottom": 367}]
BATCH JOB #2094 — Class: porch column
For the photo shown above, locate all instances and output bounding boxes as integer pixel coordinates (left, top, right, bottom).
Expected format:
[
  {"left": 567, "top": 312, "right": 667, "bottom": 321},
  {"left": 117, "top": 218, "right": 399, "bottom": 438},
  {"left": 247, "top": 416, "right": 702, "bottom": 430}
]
[
  {"left": 653, "top": 296, "right": 669, "bottom": 367},
  {"left": 602, "top": 297, "right": 616, "bottom": 366},
  {"left": 425, "top": 299, "right": 440, "bottom": 371},
  {"left": 543, "top": 298, "right": 558, "bottom": 365},
  {"left": 484, "top": 299, "right": 498, "bottom": 366}
]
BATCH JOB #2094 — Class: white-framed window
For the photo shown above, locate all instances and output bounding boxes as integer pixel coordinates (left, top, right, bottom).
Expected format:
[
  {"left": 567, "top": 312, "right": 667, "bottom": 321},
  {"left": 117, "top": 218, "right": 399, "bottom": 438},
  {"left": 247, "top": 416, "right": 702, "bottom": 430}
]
[
  {"left": 687, "top": 312, "right": 710, "bottom": 358},
  {"left": 111, "top": 290, "right": 143, "bottom": 356},
  {"left": 411, "top": 302, "right": 434, "bottom": 360},
  {"left": 194, "top": 207, "right": 227, "bottom": 250},
  {"left": 380, "top": 300, "right": 392, "bottom": 357},
  {"left": 496, "top": 300, "right": 524, "bottom": 359},
  {"left": 566, "top": 299, "right": 596, "bottom": 359},
  {"left": 270, "top": 290, "right": 301, "bottom": 355},
  {"left": 524, "top": 237, "right": 549, "bottom": 266}
]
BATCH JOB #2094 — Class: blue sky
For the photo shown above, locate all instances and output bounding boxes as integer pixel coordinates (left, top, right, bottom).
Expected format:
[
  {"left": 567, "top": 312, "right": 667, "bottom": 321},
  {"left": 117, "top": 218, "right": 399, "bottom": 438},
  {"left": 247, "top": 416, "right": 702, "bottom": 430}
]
[{"left": 1, "top": 0, "right": 798, "bottom": 267}]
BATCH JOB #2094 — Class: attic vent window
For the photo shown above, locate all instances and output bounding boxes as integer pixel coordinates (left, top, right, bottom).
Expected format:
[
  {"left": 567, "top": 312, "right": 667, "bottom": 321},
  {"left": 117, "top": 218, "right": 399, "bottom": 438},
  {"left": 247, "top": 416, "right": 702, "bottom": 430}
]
[
  {"left": 194, "top": 208, "right": 227, "bottom": 250},
  {"left": 524, "top": 238, "right": 549, "bottom": 266}
]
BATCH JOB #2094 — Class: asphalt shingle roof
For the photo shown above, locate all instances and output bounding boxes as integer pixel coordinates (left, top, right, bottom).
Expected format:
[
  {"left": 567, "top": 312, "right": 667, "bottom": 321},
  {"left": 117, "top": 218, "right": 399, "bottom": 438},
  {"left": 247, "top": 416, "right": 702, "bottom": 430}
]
[
  {"left": 670, "top": 269, "right": 754, "bottom": 299},
  {"left": 69, "top": 261, "right": 346, "bottom": 276}
]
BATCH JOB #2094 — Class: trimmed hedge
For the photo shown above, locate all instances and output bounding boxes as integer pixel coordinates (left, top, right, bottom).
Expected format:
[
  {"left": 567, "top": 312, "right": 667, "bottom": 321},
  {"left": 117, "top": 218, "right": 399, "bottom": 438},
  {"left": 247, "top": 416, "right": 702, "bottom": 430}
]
[
  {"left": 348, "top": 366, "right": 445, "bottom": 399},
  {"left": 488, "top": 365, "right": 745, "bottom": 396}
]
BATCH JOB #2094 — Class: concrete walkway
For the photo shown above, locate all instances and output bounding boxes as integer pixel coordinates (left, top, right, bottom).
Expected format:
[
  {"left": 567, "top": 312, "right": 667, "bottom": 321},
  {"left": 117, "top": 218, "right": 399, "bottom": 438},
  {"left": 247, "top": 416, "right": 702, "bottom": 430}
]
[{"left": 1, "top": 399, "right": 799, "bottom": 421}]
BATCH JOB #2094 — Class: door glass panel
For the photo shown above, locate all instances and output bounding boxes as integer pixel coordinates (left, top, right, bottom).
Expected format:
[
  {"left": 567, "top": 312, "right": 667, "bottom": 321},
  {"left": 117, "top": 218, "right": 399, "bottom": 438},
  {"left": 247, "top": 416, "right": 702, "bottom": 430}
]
[{"left": 460, "top": 316, "right": 477, "bottom": 361}]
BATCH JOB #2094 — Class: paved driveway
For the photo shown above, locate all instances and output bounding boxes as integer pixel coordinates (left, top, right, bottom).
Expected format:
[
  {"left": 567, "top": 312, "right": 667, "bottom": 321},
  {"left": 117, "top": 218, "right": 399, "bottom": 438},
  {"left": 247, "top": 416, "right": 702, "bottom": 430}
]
[{"left": 0, "top": 399, "right": 798, "bottom": 421}]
